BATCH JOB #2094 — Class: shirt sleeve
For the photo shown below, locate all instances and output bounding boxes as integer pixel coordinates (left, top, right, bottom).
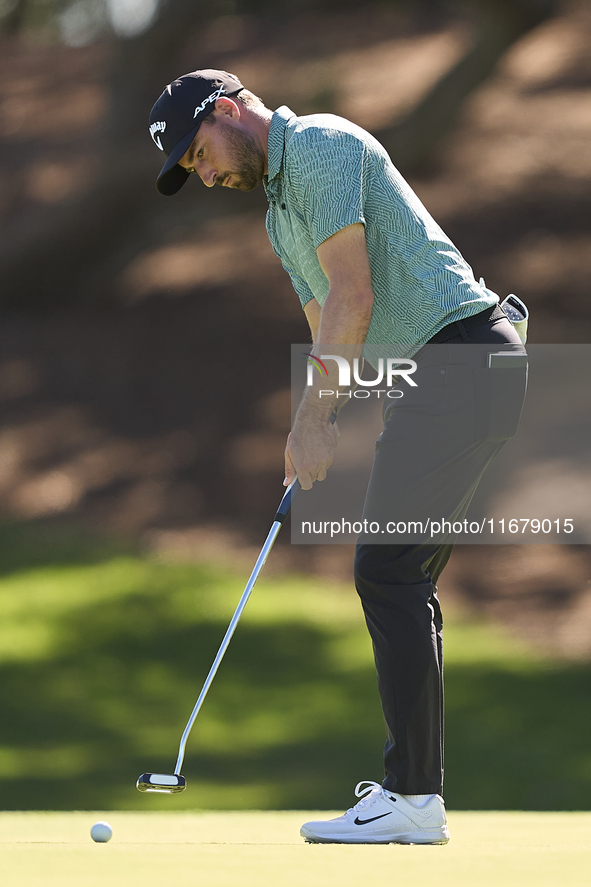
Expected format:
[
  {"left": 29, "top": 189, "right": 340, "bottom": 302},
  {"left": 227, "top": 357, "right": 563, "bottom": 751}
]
[
  {"left": 288, "top": 268, "right": 315, "bottom": 308},
  {"left": 280, "top": 256, "right": 315, "bottom": 307},
  {"left": 288, "top": 128, "right": 366, "bottom": 250}
]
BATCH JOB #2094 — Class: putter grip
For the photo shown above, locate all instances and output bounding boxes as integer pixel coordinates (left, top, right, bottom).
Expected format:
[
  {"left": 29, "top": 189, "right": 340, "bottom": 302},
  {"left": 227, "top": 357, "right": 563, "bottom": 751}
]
[
  {"left": 274, "top": 479, "right": 301, "bottom": 523},
  {"left": 273, "top": 411, "right": 337, "bottom": 524}
]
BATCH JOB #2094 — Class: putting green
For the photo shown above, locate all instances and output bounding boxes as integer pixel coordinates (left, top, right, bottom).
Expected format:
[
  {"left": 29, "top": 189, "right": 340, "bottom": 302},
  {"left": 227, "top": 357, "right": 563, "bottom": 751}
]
[{"left": 1, "top": 811, "right": 589, "bottom": 886}]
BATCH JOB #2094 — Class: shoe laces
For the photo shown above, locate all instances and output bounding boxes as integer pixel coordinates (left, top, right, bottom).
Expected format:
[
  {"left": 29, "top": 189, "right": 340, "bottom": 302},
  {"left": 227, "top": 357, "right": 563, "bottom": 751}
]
[{"left": 348, "top": 780, "right": 386, "bottom": 815}]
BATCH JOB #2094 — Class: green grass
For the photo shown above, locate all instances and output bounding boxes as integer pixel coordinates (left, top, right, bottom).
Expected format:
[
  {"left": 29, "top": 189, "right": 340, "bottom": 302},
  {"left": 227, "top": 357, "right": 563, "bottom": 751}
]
[
  {"left": 0, "top": 521, "right": 589, "bottom": 811},
  {"left": 1, "top": 811, "right": 591, "bottom": 887}
]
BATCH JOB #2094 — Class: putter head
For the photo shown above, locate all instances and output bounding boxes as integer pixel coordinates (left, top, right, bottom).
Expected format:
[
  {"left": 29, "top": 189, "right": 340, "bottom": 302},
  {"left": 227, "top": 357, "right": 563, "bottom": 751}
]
[{"left": 136, "top": 772, "right": 186, "bottom": 793}]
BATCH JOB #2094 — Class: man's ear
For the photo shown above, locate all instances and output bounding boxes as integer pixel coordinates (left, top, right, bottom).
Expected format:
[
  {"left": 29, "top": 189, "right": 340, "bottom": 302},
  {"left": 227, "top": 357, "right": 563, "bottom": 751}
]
[{"left": 213, "top": 97, "right": 241, "bottom": 120}]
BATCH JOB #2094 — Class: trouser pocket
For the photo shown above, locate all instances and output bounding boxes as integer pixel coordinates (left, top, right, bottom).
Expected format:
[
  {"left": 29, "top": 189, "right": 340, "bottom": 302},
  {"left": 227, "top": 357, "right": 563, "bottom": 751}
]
[{"left": 474, "top": 355, "right": 528, "bottom": 442}]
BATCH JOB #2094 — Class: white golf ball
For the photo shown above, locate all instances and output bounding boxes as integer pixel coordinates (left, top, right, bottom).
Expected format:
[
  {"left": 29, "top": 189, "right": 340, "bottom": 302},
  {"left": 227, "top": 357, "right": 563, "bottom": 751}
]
[{"left": 90, "top": 821, "right": 113, "bottom": 843}]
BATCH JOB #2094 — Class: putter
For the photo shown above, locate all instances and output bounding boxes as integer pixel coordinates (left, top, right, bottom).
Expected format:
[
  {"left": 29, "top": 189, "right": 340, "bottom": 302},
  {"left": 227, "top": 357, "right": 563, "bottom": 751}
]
[{"left": 137, "top": 478, "right": 300, "bottom": 794}]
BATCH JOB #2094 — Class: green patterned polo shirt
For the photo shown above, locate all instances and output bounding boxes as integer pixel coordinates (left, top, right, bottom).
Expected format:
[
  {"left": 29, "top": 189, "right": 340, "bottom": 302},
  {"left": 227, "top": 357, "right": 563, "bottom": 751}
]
[{"left": 264, "top": 105, "right": 498, "bottom": 349}]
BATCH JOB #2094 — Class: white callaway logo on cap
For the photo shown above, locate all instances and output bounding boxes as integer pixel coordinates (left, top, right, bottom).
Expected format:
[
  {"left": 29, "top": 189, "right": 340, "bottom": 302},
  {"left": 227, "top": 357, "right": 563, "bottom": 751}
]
[
  {"left": 149, "top": 120, "right": 166, "bottom": 151},
  {"left": 193, "top": 83, "right": 226, "bottom": 118}
]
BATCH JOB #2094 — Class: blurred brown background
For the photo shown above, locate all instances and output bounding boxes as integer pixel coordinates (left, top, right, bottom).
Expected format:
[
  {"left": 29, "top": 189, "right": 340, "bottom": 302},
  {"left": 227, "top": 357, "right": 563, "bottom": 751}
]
[{"left": 1, "top": 0, "right": 590, "bottom": 658}]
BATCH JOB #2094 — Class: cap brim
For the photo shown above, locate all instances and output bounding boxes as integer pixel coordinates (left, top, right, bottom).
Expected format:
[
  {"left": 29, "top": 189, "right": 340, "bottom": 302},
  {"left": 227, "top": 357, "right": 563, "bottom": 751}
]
[{"left": 156, "top": 122, "right": 201, "bottom": 196}]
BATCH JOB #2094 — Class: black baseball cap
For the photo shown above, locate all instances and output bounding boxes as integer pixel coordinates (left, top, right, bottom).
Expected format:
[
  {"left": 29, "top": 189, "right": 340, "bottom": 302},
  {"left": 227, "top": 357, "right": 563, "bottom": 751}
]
[{"left": 149, "top": 69, "right": 244, "bottom": 196}]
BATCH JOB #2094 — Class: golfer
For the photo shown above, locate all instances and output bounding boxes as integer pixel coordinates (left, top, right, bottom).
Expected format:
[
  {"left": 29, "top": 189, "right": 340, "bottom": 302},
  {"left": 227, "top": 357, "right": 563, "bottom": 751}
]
[{"left": 148, "top": 69, "right": 527, "bottom": 844}]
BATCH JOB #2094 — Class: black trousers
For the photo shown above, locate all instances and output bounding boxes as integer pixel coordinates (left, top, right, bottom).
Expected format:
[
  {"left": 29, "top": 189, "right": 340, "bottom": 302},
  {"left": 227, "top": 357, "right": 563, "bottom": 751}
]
[{"left": 354, "top": 313, "right": 527, "bottom": 795}]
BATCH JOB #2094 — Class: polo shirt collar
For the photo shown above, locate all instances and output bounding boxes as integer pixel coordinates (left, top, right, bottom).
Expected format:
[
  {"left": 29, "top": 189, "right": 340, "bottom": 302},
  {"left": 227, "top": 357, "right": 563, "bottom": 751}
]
[{"left": 266, "top": 105, "right": 295, "bottom": 182}]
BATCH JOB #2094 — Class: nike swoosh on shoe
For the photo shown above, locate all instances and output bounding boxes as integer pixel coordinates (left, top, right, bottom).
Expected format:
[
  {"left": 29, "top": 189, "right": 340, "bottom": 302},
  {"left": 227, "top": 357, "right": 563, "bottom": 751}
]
[{"left": 354, "top": 813, "right": 392, "bottom": 826}]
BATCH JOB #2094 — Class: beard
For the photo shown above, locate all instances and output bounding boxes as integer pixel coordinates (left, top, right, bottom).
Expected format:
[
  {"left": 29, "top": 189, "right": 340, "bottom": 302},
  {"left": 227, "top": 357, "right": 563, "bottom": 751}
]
[{"left": 216, "top": 122, "right": 265, "bottom": 191}]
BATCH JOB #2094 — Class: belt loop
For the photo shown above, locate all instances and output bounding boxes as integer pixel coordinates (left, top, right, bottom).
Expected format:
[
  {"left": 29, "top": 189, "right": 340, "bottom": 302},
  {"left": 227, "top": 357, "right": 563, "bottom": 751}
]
[{"left": 455, "top": 319, "right": 470, "bottom": 342}]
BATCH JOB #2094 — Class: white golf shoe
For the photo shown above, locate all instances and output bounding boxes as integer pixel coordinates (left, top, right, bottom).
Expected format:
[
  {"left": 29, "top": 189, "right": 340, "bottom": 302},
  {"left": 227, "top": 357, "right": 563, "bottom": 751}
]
[{"left": 300, "top": 781, "right": 450, "bottom": 844}]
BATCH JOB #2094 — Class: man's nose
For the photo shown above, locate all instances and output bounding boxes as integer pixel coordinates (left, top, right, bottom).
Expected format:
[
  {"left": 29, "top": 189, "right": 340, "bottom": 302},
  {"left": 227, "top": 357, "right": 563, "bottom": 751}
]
[{"left": 197, "top": 164, "right": 216, "bottom": 188}]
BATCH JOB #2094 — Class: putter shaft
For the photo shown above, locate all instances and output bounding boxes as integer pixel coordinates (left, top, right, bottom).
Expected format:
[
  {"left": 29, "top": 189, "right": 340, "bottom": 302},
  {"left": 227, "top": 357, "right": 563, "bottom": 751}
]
[{"left": 173, "top": 479, "right": 299, "bottom": 776}]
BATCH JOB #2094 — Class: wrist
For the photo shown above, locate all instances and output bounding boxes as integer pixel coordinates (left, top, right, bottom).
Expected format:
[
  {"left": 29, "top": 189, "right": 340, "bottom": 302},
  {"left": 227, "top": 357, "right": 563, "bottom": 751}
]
[{"left": 296, "top": 391, "right": 337, "bottom": 425}]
